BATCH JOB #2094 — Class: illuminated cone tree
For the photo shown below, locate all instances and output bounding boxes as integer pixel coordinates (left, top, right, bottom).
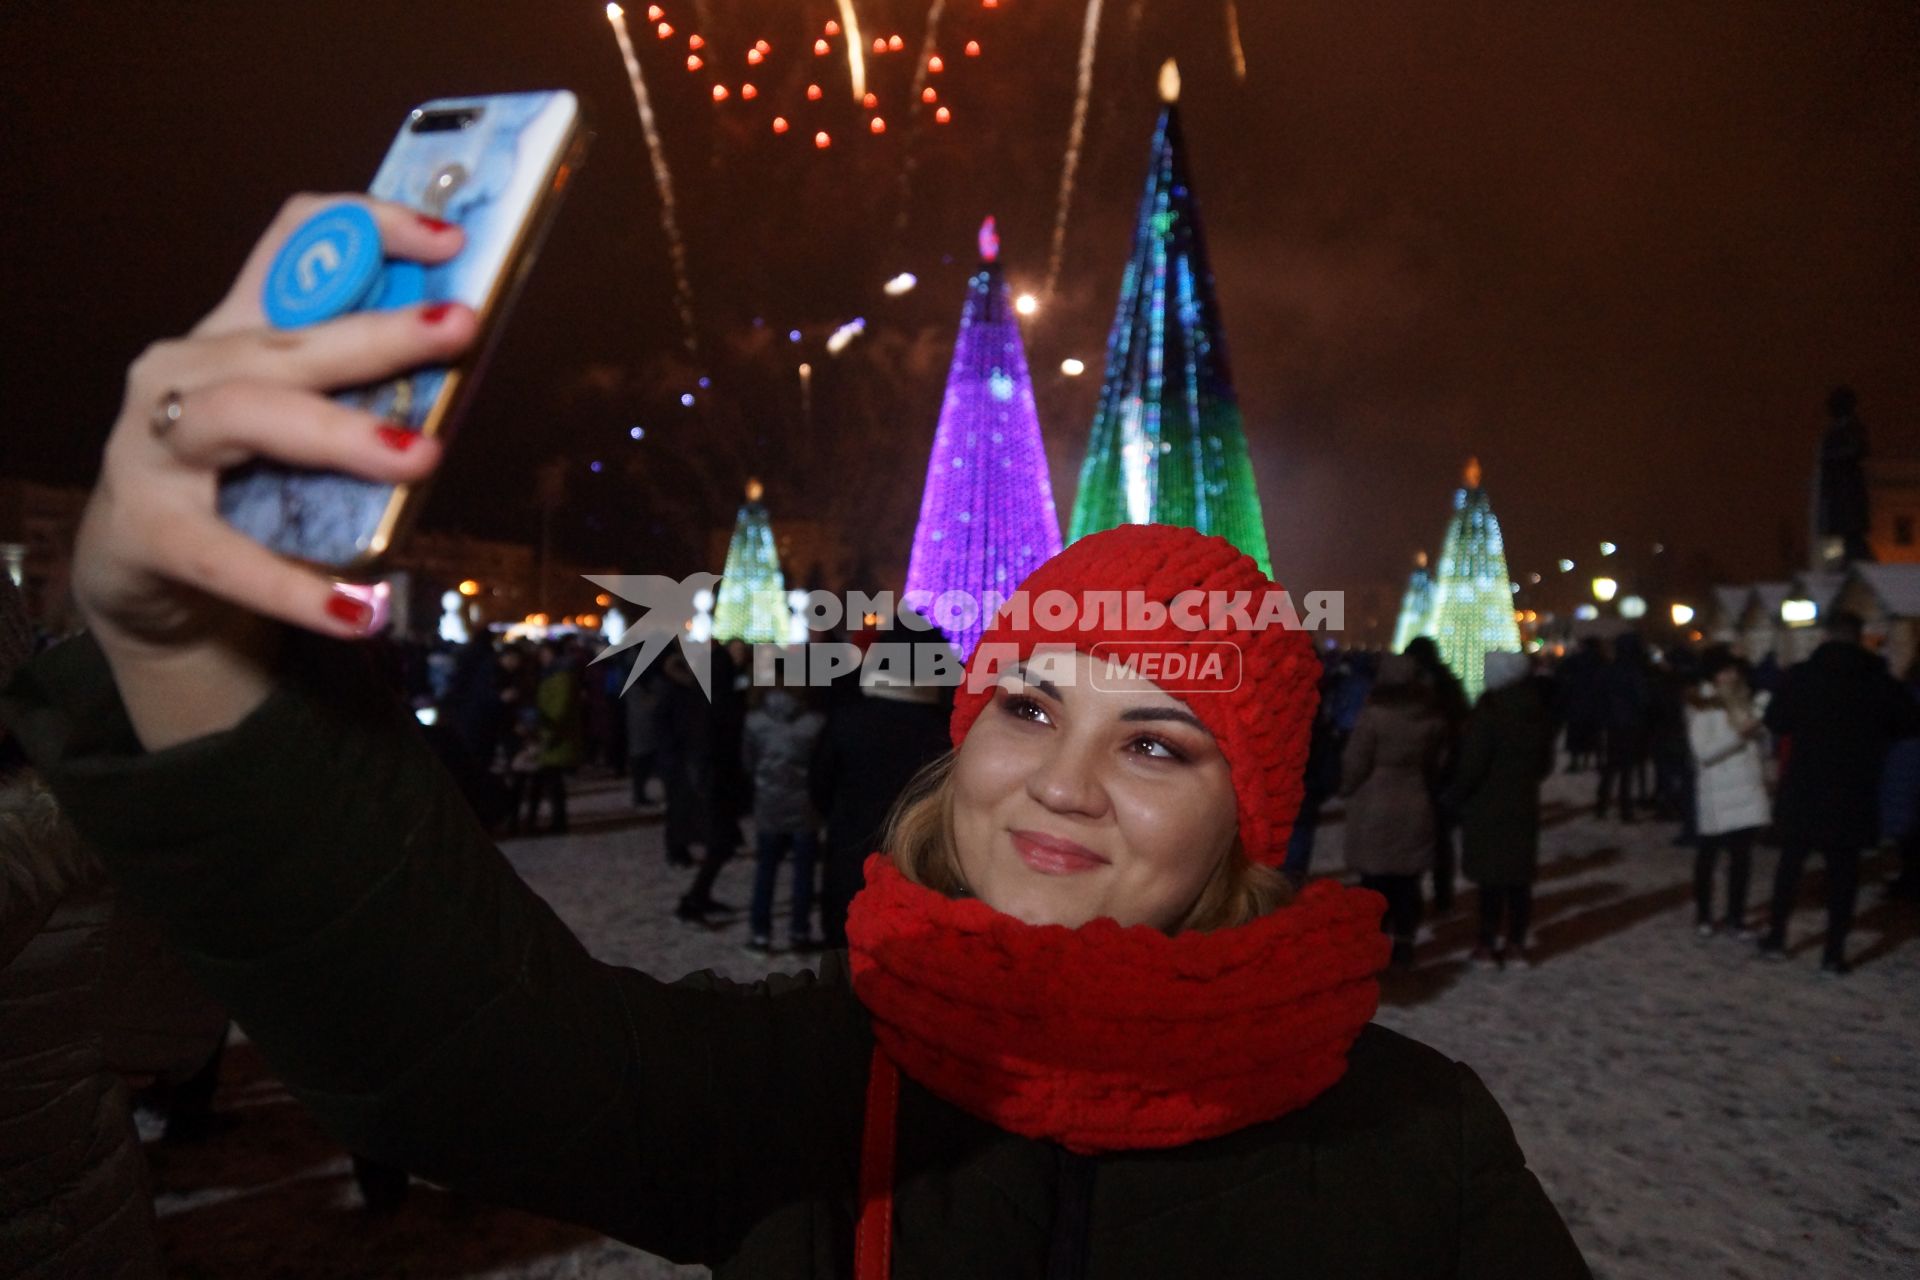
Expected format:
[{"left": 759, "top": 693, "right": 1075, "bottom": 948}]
[
  {"left": 1424, "top": 458, "right": 1522, "bottom": 701},
  {"left": 1067, "top": 61, "right": 1272, "bottom": 574},
  {"left": 1392, "top": 550, "right": 1435, "bottom": 655},
  {"left": 712, "top": 478, "right": 790, "bottom": 643},
  {"left": 904, "top": 217, "right": 1062, "bottom": 658}
]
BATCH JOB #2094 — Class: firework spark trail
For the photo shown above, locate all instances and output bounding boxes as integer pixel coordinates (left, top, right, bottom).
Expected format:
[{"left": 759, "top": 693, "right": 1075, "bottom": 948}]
[
  {"left": 1225, "top": 0, "right": 1246, "bottom": 80},
  {"left": 907, "top": 0, "right": 946, "bottom": 103},
  {"left": 835, "top": 0, "right": 867, "bottom": 101},
  {"left": 890, "top": 0, "right": 947, "bottom": 234},
  {"left": 607, "top": 4, "right": 699, "bottom": 356},
  {"left": 1043, "top": 0, "right": 1104, "bottom": 300}
]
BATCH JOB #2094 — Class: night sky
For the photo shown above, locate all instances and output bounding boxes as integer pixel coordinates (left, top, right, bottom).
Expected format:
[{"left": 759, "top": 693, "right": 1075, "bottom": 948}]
[{"left": 5, "top": 2, "right": 1917, "bottom": 637}]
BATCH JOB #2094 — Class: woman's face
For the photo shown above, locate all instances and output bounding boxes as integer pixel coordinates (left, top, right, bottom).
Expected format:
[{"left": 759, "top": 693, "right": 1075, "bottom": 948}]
[{"left": 950, "top": 649, "right": 1239, "bottom": 931}]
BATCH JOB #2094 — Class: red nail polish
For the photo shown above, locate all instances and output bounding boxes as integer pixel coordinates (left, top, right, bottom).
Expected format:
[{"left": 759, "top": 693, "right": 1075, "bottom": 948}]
[
  {"left": 420, "top": 302, "right": 453, "bottom": 324},
  {"left": 416, "top": 213, "right": 455, "bottom": 233},
  {"left": 326, "top": 589, "right": 374, "bottom": 632},
  {"left": 375, "top": 424, "right": 419, "bottom": 451}
]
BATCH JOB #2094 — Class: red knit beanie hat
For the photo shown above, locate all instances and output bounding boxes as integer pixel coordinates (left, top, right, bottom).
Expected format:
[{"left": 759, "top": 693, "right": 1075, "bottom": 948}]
[{"left": 948, "top": 524, "right": 1321, "bottom": 866}]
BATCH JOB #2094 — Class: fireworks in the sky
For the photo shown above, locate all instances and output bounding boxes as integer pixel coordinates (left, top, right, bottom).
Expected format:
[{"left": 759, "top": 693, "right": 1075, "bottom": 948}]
[
  {"left": 834, "top": 0, "right": 869, "bottom": 101},
  {"left": 1225, "top": 0, "right": 1246, "bottom": 81},
  {"left": 606, "top": 3, "right": 699, "bottom": 356},
  {"left": 601, "top": 2, "right": 1014, "bottom": 354},
  {"left": 1044, "top": 0, "right": 1103, "bottom": 299}
]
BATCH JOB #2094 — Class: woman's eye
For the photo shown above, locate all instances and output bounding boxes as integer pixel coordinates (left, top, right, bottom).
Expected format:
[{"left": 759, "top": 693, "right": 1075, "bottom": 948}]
[
  {"left": 1129, "top": 734, "right": 1186, "bottom": 762},
  {"left": 999, "top": 692, "right": 1051, "bottom": 724}
]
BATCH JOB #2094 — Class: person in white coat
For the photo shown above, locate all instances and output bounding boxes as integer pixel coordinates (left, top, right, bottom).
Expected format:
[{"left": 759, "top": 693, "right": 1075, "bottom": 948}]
[{"left": 1684, "top": 647, "right": 1771, "bottom": 937}]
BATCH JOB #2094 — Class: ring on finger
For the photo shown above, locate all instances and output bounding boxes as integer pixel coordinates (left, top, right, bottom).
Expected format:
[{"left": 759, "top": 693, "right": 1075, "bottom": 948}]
[{"left": 150, "top": 388, "right": 187, "bottom": 440}]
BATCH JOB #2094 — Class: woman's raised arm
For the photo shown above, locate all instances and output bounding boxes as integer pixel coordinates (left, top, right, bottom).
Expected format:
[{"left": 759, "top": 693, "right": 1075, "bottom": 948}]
[{"left": 0, "top": 199, "right": 870, "bottom": 1264}]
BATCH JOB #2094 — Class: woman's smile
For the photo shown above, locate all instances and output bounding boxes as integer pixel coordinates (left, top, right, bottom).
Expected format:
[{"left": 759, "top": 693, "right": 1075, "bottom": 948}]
[{"left": 1009, "top": 828, "right": 1111, "bottom": 875}]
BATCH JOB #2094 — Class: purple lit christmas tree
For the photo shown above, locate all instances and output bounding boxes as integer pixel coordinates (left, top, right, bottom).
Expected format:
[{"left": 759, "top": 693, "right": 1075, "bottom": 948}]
[
  {"left": 903, "top": 217, "right": 1062, "bottom": 658},
  {"left": 1068, "top": 62, "right": 1272, "bottom": 574}
]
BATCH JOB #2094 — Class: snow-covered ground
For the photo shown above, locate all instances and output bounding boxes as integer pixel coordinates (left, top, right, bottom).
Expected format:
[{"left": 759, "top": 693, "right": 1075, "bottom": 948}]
[{"left": 146, "top": 770, "right": 1920, "bottom": 1278}]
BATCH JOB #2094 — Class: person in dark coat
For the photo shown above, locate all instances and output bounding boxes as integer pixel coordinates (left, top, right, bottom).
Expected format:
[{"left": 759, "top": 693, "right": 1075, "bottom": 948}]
[
  {"left": 742, "top": 687, "right": 827, "bottom": 952},
  {"left": 1403, "top": 637, "right": 1467, "bottom": 913},
  {"left": 1446, "top": 652, "right": 1557, "bottom": 968},
  {"left": 1759, "top": 611, "right": 1920, "bottom": 972},
  {"left": 1339, "top": 654, "right": 1446, "bottom": 966},
  {"left": 441, "top": 635, "right": 504, "bottom": 765},
  {"left": 811, "top": 626, "right": 955, "bottom": 949},
  {"left": 1648, "top": 646, "right": 1699, "bottom": 836},
  {"left": 654, "top": 648, "right": 712, "bottom": 873},
  {"left": 1594, "top": 634, "right": 1651, "bottom": 821},
  {"left": 623, "top": 659, "right": 662, "bottom": 808},
  {"left": 14, "top": 217, "right": 1589, "bottom": 1278},
  {"left": 1555, "top": 638, "right": 1606, "bottom": 772},
  {"left": 675, "top": 640, "right": 750, "bottom": 922},
  {"left": 1282, "top": 653, "right": 1345, "bottom": 887}
]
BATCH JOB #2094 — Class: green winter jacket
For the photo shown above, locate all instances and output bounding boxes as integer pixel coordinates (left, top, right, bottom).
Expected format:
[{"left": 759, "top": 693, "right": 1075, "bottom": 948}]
[{"left": 0, "top": 636, "right": 1591, "bottom": 1280}]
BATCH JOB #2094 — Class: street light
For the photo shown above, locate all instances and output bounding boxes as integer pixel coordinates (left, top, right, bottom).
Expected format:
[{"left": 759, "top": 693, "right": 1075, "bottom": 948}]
[
  {"left": 1671, "top": 603, "right": 1695, "bottom": 626},
  {"left": 1619, "top": 595, "right": 1647, "bottom": 620},
  {"left": 1014, "top": 293, "right": 1039, "bottom": 317},
  {"left": 1591, "top": 576, "right": 1618, "bottom": 603}
]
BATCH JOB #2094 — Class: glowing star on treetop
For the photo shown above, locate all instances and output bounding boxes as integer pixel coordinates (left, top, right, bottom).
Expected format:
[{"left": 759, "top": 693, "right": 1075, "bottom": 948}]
[
  {"left": 904, "top": 217, "right": 1063, "bottom": 659},
  {"left": 1067, "top": 61, "right": 1273, "bottom": 574}
]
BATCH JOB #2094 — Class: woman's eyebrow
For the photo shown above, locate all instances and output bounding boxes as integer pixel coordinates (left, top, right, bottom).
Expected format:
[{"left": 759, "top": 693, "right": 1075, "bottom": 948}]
[
  {"left": 1011, "top": 664, "right": 1064, "bottom": 701},
  {"left": 1118, "top": 705, "right": 1210, "bottom": 733}
]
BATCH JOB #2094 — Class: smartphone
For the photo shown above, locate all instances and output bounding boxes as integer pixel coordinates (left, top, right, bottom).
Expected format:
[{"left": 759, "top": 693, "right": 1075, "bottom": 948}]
[{"left": 218, "top": 90, "right": 587, "bottom": 572}]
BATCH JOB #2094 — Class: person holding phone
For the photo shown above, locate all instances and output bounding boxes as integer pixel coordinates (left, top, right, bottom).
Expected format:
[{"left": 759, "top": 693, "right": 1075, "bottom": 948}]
[{"left": 0, "top": 196, "right": 1589, "bottom": 1279}]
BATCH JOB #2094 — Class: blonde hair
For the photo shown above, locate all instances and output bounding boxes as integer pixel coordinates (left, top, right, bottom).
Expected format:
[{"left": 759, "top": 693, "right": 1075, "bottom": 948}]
[{"left": 882, "top": 752, "right": 1294, "bottom": 933}]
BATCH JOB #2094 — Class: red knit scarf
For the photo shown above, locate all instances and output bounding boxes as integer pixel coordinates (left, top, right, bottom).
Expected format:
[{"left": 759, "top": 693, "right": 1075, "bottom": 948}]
[{"left": 844, "top": 854, "right": 1389, "bottom": 1277}]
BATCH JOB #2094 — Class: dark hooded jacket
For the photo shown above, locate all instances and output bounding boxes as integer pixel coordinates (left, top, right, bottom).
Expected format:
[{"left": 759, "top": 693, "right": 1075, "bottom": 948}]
[
  {"left": 0, "top": 636, "right": 1590, "bottom": 1280},
  {"left": 1766, "top": 640, "right": 1920, "bottom": 850}
]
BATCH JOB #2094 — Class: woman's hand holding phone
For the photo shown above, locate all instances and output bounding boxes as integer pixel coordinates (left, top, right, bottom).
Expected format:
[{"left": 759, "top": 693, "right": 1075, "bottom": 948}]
[{"left": 74, "top": 193, "right": 476, "bottom": 750}]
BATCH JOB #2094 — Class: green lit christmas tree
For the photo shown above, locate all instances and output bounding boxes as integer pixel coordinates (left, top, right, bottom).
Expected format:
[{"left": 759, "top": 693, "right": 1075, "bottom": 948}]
[
  {"left": 1424, "top": 458, "right": 1522, "bottom": 701},
  {"left": 1067, "top": 61, "right": 1272, "bottom": 574},
  {"left": 712, "top": 478, "right": 791, "bottom": 644},
  {"left": 1392, "top": 550, "right": 1434, "bottom": 655}
]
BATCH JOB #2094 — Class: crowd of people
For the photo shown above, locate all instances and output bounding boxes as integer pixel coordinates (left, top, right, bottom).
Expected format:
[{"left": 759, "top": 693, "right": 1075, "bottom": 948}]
[
  {"left": 377, "top": 618, "right": 958, "bottom": 954},
  {"left": 1298, "top": 610, "right": 1920, "bottom": 976},
  {"left": 369, "top": 598, "right": 1920, "bottom": 981}
]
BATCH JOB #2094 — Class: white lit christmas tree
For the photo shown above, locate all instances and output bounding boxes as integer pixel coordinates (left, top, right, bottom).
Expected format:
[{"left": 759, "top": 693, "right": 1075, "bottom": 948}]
[
  {"left": 1424, "top": 457, "right": 1521, "bottom": 701},
  {"left": 711, "top": 478, "right": 791, "bottom": 643},
  {"left": 1391, "top": 550, "right": 1434, "bottom": 655}
]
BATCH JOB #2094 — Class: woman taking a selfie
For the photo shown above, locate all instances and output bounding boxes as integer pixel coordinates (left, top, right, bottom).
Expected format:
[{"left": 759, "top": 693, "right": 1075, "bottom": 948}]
[{"left": 0, "top": 197, "right": 1588, "bottom": 1278}]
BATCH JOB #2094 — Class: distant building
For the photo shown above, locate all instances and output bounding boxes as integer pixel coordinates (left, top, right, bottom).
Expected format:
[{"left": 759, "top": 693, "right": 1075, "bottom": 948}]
[
  {"left": 1867, "top": 456, "right": 1920, "bottom": 565},
  {"left": 1833, "top": 562, "right": 1920, "bottom": 678}
]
